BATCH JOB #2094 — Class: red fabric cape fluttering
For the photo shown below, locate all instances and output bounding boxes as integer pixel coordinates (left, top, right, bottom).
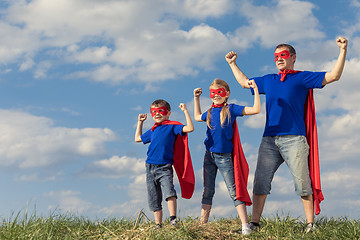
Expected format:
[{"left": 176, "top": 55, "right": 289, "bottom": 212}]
[
  {"left": 232, "top": 120, "right": 252, "bottom": 206},
  {"left": 152, "top": 120, "right": 195, "bottom": 199},
  {"left": 304, "top": 89, "right": 324, "bottom": 215}
]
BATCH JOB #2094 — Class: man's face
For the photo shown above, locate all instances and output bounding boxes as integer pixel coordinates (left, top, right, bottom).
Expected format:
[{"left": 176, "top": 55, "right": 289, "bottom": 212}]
[
  {"left": 150, "top": 105, "right": 170, "bottom": 123},
  {"left": 275, "top": 47, "right": 296, "bottom": 71}
]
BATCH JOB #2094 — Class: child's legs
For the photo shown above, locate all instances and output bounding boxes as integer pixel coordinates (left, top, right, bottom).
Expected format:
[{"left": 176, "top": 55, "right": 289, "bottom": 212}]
[
  {"left": 154, "top": 210, "right": 163, "bottom": 225},
  {"left": 214, "top": 152, "right": 243, "bottom": 207},
  {"left": 157, "top": 164, "right": 177, "bottom": 215},
  {"left": 235, "top": 203, "right": 248, "bottom": 224},
  {"left": 167, "top": 197, "right": 177, "bottom": 217},
  {"left": 146, "top": 163, "right": 163, "bottom": 214},
  {"left": 202, "top": 151, "right": 218, "bottom": 205}
]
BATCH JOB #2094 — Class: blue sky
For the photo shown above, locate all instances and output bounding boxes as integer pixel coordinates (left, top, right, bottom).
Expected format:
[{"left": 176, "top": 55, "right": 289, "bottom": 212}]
[{"left": 0, "top": 0, "right": 359, "bottom": 221}]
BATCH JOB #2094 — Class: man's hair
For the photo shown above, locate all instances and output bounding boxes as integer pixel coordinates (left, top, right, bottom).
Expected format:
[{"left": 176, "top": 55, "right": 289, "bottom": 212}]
[
  {"left": 275, "top": 43, "right": 296, "bottom": 55},
  {"left": 151, "top": 99, "right": 171, "bottom": 111}
]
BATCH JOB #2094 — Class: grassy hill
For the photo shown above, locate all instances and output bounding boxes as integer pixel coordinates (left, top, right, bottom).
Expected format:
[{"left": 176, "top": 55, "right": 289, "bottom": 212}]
[{"left": 0, "top": 210, "right": 359, "bottom": 239}]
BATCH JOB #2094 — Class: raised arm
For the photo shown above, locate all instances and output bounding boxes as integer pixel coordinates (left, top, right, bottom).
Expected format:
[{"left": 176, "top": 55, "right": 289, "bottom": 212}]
[
  {"left": 135, "top": 114, "right": 147, "bottom": 142},
  {"left": 225, "top": 51, "right": 251, "bottom": 89},
  {"left": 242, "top": 80, "right": 261, "bottom": 115},
  {"left": 323, "top": 36, "right": 348, "bottom": 86},
  {"left": 179, "top": 103, "right": 194, "bottom": 133},
  {"left": 193, "top": 88, "right": 204, "bottom": 122}
]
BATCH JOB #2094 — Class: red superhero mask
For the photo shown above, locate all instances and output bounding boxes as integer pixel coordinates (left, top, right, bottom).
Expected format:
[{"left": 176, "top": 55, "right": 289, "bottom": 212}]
[
  {"left": 210, "top": 88, "right": 227, "bottom": 98},
  {"left": 274, "top": 50, "right": 291, "bottom": 62},
  {"left": 150, "top": 106, "right": 169, "bottom": 117}
]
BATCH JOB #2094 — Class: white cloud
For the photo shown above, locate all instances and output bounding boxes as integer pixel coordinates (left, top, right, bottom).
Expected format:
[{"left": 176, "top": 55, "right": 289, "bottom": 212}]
[
  {"left": 177, "top": 0, "right": 233, "bottom": 19},
  {"left": 44, "top": 190, "right": 92, "bottom": 214},
  {"left": 243, "top": 103, "right": 266, "bottom": 129},
  {"left": 0, "top": 0, "right": 235, "bottom": 83},
  {"left": 80, "top": 155, "right": 145, "bottom": 179},
  {"left": 0, "top": 109, "right": 117, "bottom": 168},
  {"left": 231, "top": 0, "right": 325, "bottom": 48}
]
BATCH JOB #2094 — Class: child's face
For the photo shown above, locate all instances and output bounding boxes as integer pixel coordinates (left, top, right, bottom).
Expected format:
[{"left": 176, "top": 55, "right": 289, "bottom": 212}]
[
  {"left": 150, "top": 105, "right": 171, "bottom": 123},
  {"left": 209, "top": 84, "right": 229, "bottom": 105}
]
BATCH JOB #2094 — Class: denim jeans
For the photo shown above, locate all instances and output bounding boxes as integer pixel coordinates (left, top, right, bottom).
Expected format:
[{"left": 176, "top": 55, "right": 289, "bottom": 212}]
[
  {"left": 253, "top": 135, "right": 313, "bottom": 196},
  {"left": 202, "top": 150, "right": 244, "bottom": 206},
  {"left": 146, "top": 163, "right": 177, "bottom": 212}
]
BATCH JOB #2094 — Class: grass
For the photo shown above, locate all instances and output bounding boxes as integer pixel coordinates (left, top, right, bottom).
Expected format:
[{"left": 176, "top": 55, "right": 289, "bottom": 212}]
[{"left": 0, "top": 210, "right": 359, "bottom": 239}]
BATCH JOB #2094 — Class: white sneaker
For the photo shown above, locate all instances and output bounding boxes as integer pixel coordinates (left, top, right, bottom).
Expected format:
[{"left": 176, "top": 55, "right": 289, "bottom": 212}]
[
  {"left": 242, "top": 227, "right": 252, "bottom": 236},
  {"left": 305, "top": 222, "right": 315, "bottom": 233}
]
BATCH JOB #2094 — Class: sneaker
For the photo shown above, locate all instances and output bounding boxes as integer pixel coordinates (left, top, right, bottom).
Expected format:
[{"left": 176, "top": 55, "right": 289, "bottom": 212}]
[
  {"left": 249, "top": 222, "right": 260, "bottom": 231},
  {"left": 170, "top": 218, "right": 178, "bottom": 226},
  {"left": 304, "top": 222, "right": 315, "bottom": 233},
  {"left": 242, "top": 227, "right": 252, "bottom": 236},
  {"left": 153, "top": 223, "right": 162, "bottom": 230}
]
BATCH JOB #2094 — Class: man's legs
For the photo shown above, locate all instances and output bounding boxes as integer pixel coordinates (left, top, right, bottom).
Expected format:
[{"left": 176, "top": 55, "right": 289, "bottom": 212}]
[
  {"left": 279, "top": 136, "right": 313, "bottom": 223},
  {"left": 251, "top": 194, "right": 267, "bottom": 223},
  {"left": 200, "top": 204, "right": 211, "bottom": 224},
  {"left": 252, "top": 137, "right": 283, "bottom": 224}
]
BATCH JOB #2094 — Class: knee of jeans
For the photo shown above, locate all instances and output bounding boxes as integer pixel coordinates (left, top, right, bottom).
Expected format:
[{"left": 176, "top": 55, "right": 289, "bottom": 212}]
[
  {"left": 253, "top": 180, "right": 271, "bottom": 195},
  {"left": 294, "top": 182, "right": 313, "bottom": 196}
]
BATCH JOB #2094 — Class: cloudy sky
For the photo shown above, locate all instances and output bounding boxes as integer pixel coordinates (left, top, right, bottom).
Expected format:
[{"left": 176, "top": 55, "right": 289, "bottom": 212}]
[{"left": 0, "top": 0, "right": 359, "bottom": 221}]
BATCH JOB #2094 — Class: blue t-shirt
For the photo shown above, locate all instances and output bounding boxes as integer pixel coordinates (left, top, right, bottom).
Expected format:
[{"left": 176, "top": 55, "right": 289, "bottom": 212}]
[
  {"left": 141, "top": 124, "right": 184, "bottom": 165},
  {"left": 201, "top": 103, "right": 245, "bottom": 153},
  {"left": 251, "top": 71, "right": 325, "bottom": 136}
]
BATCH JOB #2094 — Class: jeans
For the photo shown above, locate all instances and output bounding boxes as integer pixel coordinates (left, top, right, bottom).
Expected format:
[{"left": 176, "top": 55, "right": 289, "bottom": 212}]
[
  {"left": 202, "top": 150, "right": 244, "bottom": 206},
  {"left": 253, "top": 135, "right": 313, "bottom": 196},
  {"left": 146, "top": 163, "right": 177, "bottom": 212}
]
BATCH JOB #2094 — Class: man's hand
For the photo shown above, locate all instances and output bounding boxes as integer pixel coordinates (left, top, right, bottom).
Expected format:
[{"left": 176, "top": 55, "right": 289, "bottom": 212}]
[
  {"left": 336, "top": 36, "right": 348, "bottom": 50},
  {"left": 138, "top": 114, "right": 147, "bottom": 122},
  {"left": 225, "top": 51, "right": 237, "bottom": 64}
]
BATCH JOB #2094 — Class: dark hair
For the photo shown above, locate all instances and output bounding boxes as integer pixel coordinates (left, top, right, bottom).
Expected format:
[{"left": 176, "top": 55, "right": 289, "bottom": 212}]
[
  {"left": 275, "top": 43, "right": 296, "bottom": 55},
  {"left": 151, "top": 99, "right": 171, "bottom": 111}
]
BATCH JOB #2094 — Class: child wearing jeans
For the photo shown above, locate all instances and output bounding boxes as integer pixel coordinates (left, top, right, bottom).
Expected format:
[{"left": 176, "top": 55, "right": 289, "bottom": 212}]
[
  {"left": 193, "top": 79, "right": 260, "bottom": 235},
  {"left": 135, "top": 99, "right": 194, "bottom": 229}
]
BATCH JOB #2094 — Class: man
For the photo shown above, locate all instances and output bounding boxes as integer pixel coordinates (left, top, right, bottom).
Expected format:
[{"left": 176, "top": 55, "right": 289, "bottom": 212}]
[{"left": 225, "top": 36, "right": 348, "bottom": 232}]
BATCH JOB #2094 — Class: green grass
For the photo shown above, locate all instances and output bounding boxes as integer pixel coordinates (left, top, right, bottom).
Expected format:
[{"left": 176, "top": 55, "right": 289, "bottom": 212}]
[{"left": 0, "top": 210, "right": 359, "bottom": 239}]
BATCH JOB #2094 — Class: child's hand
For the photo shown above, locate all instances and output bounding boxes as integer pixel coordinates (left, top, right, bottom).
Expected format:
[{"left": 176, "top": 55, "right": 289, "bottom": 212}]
[
  {"left": 138, "top": 114, "right": 147, "bottom": 122},
  {"left": 179, "top": 103, "right": 188, "bottom": 112},
  {"left": 225, "top": 51, "right": 237, "bottom": 64},
  {"left": 194, "top": 88, "right": 202, "bottom": 97},
  {"left": 248, "top": 79, "right": 257, "bottom": 89}
]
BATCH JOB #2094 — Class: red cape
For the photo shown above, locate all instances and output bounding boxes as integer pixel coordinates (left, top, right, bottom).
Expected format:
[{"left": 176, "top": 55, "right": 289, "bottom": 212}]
[
  {"left": 232, "top": 120, "right": 252, "bottom": 206},
  {"left": 304, "top": 89, "right": 324, "bottom": 215},
  {"left": 152, "top": 120, "right": 195, "bottom": 199}
]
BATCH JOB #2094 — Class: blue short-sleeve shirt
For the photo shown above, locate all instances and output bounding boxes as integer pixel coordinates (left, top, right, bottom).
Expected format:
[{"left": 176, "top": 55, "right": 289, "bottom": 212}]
[
  {"left": 141, "top": 124, "right": 184, "bottom": 165},
  {"left": 251, "top": 71, "right": 325, "bottom": 136},
  {"left": 201, "top": 104, "right": 244, "bottom": 153}
]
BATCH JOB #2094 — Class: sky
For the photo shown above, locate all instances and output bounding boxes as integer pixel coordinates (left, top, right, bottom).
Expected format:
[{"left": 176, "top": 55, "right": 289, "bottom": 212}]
[{"left": 0, "top": 0, "right": 359, "bottom": 222}]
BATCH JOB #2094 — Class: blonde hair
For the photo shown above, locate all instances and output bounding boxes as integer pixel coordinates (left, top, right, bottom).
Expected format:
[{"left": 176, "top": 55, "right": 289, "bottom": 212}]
[{"left": 206, "top": 79, "right": 231, "bottom": 129}]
